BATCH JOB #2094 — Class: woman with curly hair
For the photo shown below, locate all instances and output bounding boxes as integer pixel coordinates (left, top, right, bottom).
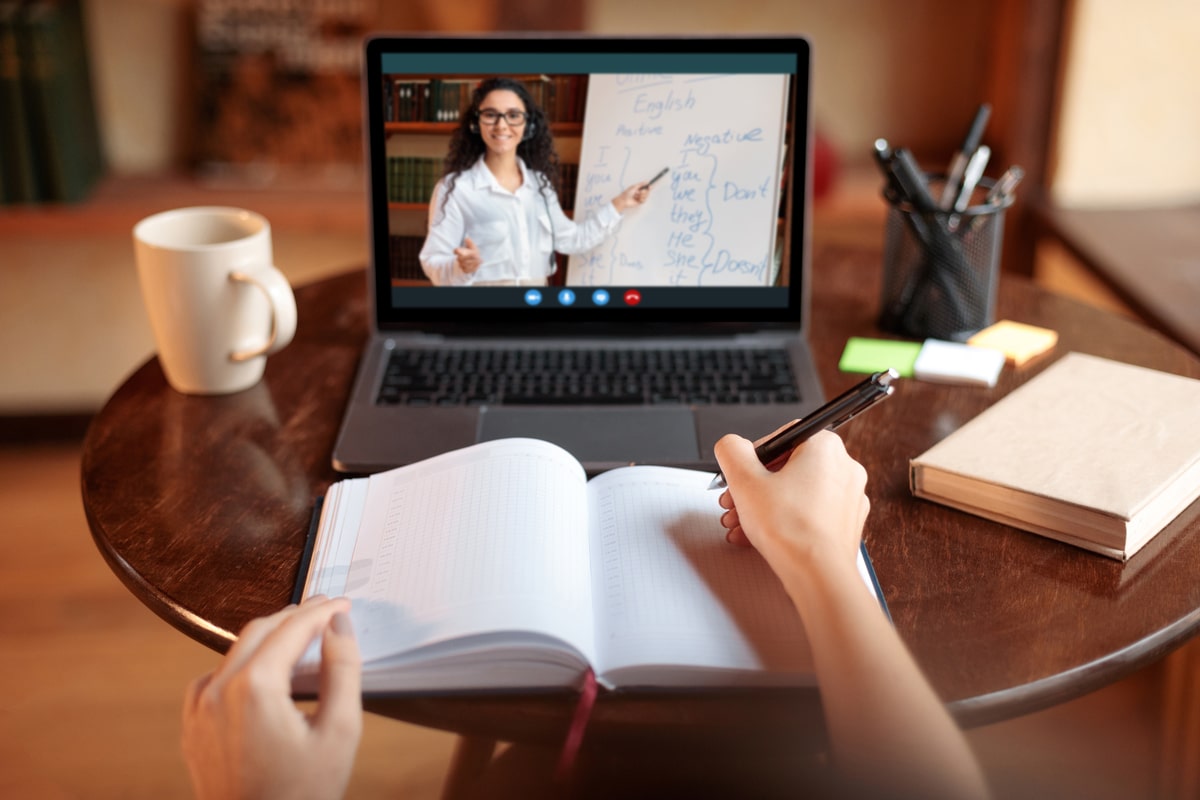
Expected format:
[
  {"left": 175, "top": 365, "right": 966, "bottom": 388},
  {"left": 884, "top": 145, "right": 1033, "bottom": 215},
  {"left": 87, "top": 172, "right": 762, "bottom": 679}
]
[{"left": 418, "top": 77, "right": 652, "bottom": 286}]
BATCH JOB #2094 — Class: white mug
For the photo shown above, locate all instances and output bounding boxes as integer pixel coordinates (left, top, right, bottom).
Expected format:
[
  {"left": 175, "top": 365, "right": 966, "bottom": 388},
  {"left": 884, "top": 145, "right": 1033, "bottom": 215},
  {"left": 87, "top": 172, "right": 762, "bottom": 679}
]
[{"left": 133, "top": 206, "right": 297, "bottom": 395}]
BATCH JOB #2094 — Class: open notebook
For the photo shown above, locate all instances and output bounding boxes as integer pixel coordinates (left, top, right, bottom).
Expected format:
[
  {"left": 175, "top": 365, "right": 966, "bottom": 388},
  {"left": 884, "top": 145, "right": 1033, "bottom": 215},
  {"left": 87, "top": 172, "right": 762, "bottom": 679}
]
[{"left": 295, "top": 438, "right": 888, "bottom": 693}]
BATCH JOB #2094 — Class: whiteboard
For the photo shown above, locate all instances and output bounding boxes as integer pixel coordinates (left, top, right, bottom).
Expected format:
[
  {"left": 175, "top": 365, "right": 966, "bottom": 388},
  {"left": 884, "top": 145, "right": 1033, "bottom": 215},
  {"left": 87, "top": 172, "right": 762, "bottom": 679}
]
[{"left": 566, "top": 73, "right": 790, "bottom": 287}]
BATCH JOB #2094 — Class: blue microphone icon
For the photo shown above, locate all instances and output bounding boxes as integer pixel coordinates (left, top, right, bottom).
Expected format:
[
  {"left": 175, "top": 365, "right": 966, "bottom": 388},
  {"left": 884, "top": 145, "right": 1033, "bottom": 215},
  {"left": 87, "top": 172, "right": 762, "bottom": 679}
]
[{"left": 557, "top": 289, "right": 576, "bottom": 306}]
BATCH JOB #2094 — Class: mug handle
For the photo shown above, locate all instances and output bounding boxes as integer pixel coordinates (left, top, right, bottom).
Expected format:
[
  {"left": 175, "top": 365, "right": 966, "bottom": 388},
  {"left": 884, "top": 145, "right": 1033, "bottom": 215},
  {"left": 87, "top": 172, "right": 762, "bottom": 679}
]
[{"left": 228, "top": 267, "right": 298, "bottom": 362}]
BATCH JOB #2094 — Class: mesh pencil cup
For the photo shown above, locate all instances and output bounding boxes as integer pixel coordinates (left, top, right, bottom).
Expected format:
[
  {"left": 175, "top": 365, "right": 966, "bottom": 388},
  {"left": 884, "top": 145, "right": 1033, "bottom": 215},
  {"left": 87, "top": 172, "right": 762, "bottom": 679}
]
[{"left": 877, "top": 177, "right": 1013, "bottom": 342}]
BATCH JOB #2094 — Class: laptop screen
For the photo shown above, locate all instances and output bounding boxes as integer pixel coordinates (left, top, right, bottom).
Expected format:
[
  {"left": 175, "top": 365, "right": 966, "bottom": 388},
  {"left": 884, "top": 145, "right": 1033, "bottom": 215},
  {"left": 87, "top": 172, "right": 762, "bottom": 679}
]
[{"left": 363, "top": 36, "right": 811, "bottom": 330}]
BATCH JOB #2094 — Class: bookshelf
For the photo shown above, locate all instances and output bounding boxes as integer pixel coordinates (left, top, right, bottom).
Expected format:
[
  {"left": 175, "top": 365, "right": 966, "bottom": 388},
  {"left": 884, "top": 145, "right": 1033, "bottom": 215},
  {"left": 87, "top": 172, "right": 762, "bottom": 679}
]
[
  {"left": 380, "top": 74, "right": 588, "bottom": 281},
  {"left": 381, "top": 74, "right": 587, "bottom": 210}
]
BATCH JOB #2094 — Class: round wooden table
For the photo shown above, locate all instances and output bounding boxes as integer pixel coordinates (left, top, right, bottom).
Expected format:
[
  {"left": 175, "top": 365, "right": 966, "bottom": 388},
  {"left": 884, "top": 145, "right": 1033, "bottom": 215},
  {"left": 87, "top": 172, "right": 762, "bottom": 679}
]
[{"left": 82, "top": 244, "right": 1200, "bottom": 751}]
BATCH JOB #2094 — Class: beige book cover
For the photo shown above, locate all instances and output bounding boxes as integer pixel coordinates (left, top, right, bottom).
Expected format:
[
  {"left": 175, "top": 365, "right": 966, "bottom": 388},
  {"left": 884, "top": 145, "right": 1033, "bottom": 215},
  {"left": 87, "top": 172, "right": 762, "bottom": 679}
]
[{"left": 910, "top": 352, "right": 1200, "bottom": 559}]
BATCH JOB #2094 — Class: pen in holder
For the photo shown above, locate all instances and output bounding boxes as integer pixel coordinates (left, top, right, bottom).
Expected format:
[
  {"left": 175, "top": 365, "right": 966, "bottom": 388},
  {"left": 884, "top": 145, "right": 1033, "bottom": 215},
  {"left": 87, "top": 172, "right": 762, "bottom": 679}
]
[{"left": 878, "top": 174, "right": 1013, "bottom": 342}]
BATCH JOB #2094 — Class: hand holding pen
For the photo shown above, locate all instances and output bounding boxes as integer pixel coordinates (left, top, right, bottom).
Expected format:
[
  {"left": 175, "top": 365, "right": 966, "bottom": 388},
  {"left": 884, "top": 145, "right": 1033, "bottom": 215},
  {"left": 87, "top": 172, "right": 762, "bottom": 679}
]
[
  {"left": 708, "top": 370, "right": 897, "bottom": 490},
  {"left": 715, "top": 428, "right": 873, "bottom": 553},
  {"left": 615, "top": 168, "right": 667, "bottom": 211},
  {"left": 710, "top": 370, "right": 894, "bottom": 553}
]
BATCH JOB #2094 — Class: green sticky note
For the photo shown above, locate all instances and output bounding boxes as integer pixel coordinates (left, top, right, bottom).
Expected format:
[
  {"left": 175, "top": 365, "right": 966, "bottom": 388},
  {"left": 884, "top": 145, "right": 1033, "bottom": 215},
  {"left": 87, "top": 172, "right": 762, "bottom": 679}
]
[{"left": 838, "top": 337, "right": 921, "bottom": 377}]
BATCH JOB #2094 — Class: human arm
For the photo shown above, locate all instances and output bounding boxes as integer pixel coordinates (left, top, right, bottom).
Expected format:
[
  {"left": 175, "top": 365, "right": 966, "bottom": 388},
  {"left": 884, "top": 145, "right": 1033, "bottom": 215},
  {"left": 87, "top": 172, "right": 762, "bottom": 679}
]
[
  {"left": 714, "top": 432, "right": 989, "bottom": 800},
  {"left": 420, "top": 183, "right": 482, "bottom": 286},
  {"left": 182, "top": 596, "right": 363, "bottom": 800},
  {"left": 532, "top": 172, "right": 652, "bottom": 259}
]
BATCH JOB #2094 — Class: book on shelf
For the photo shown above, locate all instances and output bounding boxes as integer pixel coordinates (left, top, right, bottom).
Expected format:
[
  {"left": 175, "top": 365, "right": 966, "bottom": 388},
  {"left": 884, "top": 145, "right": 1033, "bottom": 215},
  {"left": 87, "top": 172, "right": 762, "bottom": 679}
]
[
  {"left": 294, "top": 437, "right": 887, "bottom": 693},
  {"left": 384, "top": 77, "right": 474, "bottom": 123},
  {"left": 388, "top": 234, "right": 426, "bottom": 283},
  {"left": 540, "top": 74, "right": 587, "bottom": 123},
  {"left": 910, "top": 352, "right": 1200, "bottom": 560},
  {"left": 0, "top": 1, "right": 37, "bottom": 203},
  {"left": 1, "top": 0, "right": 103, "bottom": 204},
  {"left": 386, "top": 156, "right": 440, "bottom": 204},
  {"left": 382, "top": 74, "right": 589, "bottom": 125},
  {"left": 192, "top": 0, "right": 368, "bottom": 184}
]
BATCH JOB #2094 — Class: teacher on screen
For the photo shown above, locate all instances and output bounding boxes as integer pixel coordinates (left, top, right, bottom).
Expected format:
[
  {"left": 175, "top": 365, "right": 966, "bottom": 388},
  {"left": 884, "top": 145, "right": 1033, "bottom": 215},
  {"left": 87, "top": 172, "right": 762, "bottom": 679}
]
[{"left": 419, "top": 77, "right": 653, "bottom": 287}]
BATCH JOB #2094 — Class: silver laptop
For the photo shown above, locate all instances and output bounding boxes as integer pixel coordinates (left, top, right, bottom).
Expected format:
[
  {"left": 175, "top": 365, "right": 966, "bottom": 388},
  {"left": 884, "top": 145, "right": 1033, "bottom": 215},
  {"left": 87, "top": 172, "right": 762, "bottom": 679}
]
[{"left": 332, "top": 34, "right": 824, "bottom": 474}]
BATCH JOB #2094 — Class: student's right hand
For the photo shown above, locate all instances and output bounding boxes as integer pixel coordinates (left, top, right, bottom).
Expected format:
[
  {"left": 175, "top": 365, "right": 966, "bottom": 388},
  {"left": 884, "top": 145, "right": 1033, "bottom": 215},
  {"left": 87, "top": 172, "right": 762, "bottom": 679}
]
[
  {"left": 454, "top": 236, "right": 482, "bottom": 274},
  {"left": 714, "top": 430, "right": 869, "bottom": 578}
]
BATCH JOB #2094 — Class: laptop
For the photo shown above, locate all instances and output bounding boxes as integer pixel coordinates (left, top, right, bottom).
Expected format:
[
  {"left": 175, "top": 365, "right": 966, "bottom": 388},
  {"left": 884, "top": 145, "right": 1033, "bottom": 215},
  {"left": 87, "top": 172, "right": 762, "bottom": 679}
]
[{"left": 332, "top": 34, "right": 824, "bottom": 474}]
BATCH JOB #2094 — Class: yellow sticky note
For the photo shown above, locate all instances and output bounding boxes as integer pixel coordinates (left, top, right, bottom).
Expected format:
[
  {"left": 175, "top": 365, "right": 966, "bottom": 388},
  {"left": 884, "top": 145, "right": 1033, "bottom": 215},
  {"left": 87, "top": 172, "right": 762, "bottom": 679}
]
[{"left": 968, "top": 320, "right": 1058, "bottom": 366}]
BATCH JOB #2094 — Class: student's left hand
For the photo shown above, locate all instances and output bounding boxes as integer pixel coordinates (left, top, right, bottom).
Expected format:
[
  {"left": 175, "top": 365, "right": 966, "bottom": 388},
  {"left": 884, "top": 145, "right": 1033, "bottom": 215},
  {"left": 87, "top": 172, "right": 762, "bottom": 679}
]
[
  {"left": 612, "top": 182, "right": 652, "bottom": 212},
  {"left": 182, "top": 596, "right": 362, "bottom": 800}
]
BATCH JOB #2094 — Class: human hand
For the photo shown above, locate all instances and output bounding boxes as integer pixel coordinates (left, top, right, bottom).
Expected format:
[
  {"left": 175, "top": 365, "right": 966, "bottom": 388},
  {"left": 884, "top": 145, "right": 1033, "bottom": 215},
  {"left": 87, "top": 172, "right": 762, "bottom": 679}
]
[
  {"left": 182, "top": 596, "right": 362, "bottom": 800},
  {"left": 611, "top": 182, "right": 651, "bottom": 213},
  {"left": 454, "top": 236, "right": 482, "bottom": 273},
  {"left": 714, "top": 420, "right": 793, "bottom": 548},
  {"left": 714, "top": 430, "right": 869, "bottom": 577}
]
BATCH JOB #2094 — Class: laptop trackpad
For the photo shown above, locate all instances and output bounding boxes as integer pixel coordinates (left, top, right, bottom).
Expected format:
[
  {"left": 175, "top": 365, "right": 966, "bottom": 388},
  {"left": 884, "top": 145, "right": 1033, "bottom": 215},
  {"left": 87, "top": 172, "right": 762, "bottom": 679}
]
[{"left": 477, "top": 407, "right": 700, "bottom": 466}]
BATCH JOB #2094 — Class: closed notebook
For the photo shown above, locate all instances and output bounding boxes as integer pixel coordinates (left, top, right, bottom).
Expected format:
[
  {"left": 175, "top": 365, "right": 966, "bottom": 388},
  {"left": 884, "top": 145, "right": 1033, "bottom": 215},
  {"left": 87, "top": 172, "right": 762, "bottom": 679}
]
[{"left": 909, "top": 352, "right": 1200, "bottom": 560}]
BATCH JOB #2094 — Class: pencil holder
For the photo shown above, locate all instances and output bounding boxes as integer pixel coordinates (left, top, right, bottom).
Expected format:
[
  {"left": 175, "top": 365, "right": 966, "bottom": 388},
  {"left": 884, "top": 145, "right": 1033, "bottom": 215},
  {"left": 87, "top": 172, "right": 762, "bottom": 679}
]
[{"left": 878, "top": 178, "right": 1012, "bottom": 341}]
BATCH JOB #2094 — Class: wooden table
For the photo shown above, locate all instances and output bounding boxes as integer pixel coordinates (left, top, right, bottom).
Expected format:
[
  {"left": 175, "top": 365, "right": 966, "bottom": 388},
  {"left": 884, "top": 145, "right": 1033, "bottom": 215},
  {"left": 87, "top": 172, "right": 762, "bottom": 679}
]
[{"left": 82, "top": 244, "right": 1200, "bottom": 752}]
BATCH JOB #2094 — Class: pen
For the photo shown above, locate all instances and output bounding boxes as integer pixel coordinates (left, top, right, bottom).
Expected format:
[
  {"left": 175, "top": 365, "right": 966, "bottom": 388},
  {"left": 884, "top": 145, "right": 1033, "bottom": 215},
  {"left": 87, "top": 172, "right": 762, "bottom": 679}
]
[
  {"left": 874, "top": 138, "right": 918, "bottom": 212},
  {"left": 985, "top": 164, "right": 1024, "bottom": 205},
  {"left": 874, "top": 140, "right": 946, "bottom": 334},
  {"left": 971, "top": 165, "right": 1025, "bottom": 233},
  {"left": 890, "top": 148, "right": 940, "bottom": 214},
  {"left": 874, "top": 139, "right": 929, "bottom": 244},
  {"left": 643, "top": 167, "right": 669, "bottom": 188},
  {"left": 948, "top": 144, "right": 991, "bottom": 232},
  {"left": 952, "top": 144, "right": 991, "bottom": 214},
  {"left": 939, "top": 103, "right": 992, "bottom": 209},
  {"left": 707, "top": 369, "right": 898, "bottom": 490}
]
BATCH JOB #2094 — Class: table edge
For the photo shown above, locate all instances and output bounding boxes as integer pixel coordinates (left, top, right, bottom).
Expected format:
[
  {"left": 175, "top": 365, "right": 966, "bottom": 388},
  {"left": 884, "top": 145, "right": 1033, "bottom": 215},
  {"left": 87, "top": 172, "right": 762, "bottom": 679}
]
[{"left": 948, "top": 606, "right": 1200, "bottom": 726}]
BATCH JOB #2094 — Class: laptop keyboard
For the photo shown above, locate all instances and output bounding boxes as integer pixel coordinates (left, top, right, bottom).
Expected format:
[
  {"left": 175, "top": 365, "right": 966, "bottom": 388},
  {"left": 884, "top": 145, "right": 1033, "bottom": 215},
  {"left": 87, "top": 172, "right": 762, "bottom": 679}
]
[{"left": 377, "top": 347, "right": 801, "bottom": 407}]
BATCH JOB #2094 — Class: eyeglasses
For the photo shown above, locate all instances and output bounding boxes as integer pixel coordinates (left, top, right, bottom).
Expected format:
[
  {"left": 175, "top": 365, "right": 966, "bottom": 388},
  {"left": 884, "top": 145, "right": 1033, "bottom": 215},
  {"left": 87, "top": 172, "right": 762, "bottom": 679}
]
[{"left": 477, "top": 109, "right": 528, "bottom": 127}]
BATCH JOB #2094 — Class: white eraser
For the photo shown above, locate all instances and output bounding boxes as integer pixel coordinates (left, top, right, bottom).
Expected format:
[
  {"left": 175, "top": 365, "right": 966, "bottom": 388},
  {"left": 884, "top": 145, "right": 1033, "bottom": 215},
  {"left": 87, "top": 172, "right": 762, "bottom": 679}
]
[{"left": 913, "top": 339, "right": 1006, "bottom": 387}]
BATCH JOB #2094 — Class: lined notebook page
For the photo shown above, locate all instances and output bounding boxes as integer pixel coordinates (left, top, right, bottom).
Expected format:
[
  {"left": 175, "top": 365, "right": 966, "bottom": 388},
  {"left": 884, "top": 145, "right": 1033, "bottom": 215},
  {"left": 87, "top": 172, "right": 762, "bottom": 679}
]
[
  {"left": 317, "top": 439, "right": 596, "bottom": 664},
  {"left": 586, "top": 466, "right": 815, "bottom": 685}
]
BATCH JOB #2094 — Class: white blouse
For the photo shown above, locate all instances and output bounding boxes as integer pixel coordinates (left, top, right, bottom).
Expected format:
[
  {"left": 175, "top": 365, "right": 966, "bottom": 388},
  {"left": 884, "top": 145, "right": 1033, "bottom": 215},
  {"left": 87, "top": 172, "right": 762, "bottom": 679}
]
[{"left": 418, "top": 156, "right": 621, "bottom": 286}]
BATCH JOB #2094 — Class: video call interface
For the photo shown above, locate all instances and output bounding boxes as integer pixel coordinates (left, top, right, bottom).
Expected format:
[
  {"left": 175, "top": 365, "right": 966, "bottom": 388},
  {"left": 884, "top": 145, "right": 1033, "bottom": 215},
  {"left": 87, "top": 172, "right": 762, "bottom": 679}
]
[{"left": 373, "top": 50, "right": 804, "bottom": 316}]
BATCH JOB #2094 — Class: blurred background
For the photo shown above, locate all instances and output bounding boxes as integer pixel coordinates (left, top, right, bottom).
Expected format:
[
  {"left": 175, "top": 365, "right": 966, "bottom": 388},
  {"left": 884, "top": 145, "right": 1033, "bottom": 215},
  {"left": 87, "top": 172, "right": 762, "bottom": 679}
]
[
  {"left": 3, "top": 0, "right": 1198, "bottom": 415},
  {"left": 1, "top": 1, "right": 1198, "bottom": 797}
]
